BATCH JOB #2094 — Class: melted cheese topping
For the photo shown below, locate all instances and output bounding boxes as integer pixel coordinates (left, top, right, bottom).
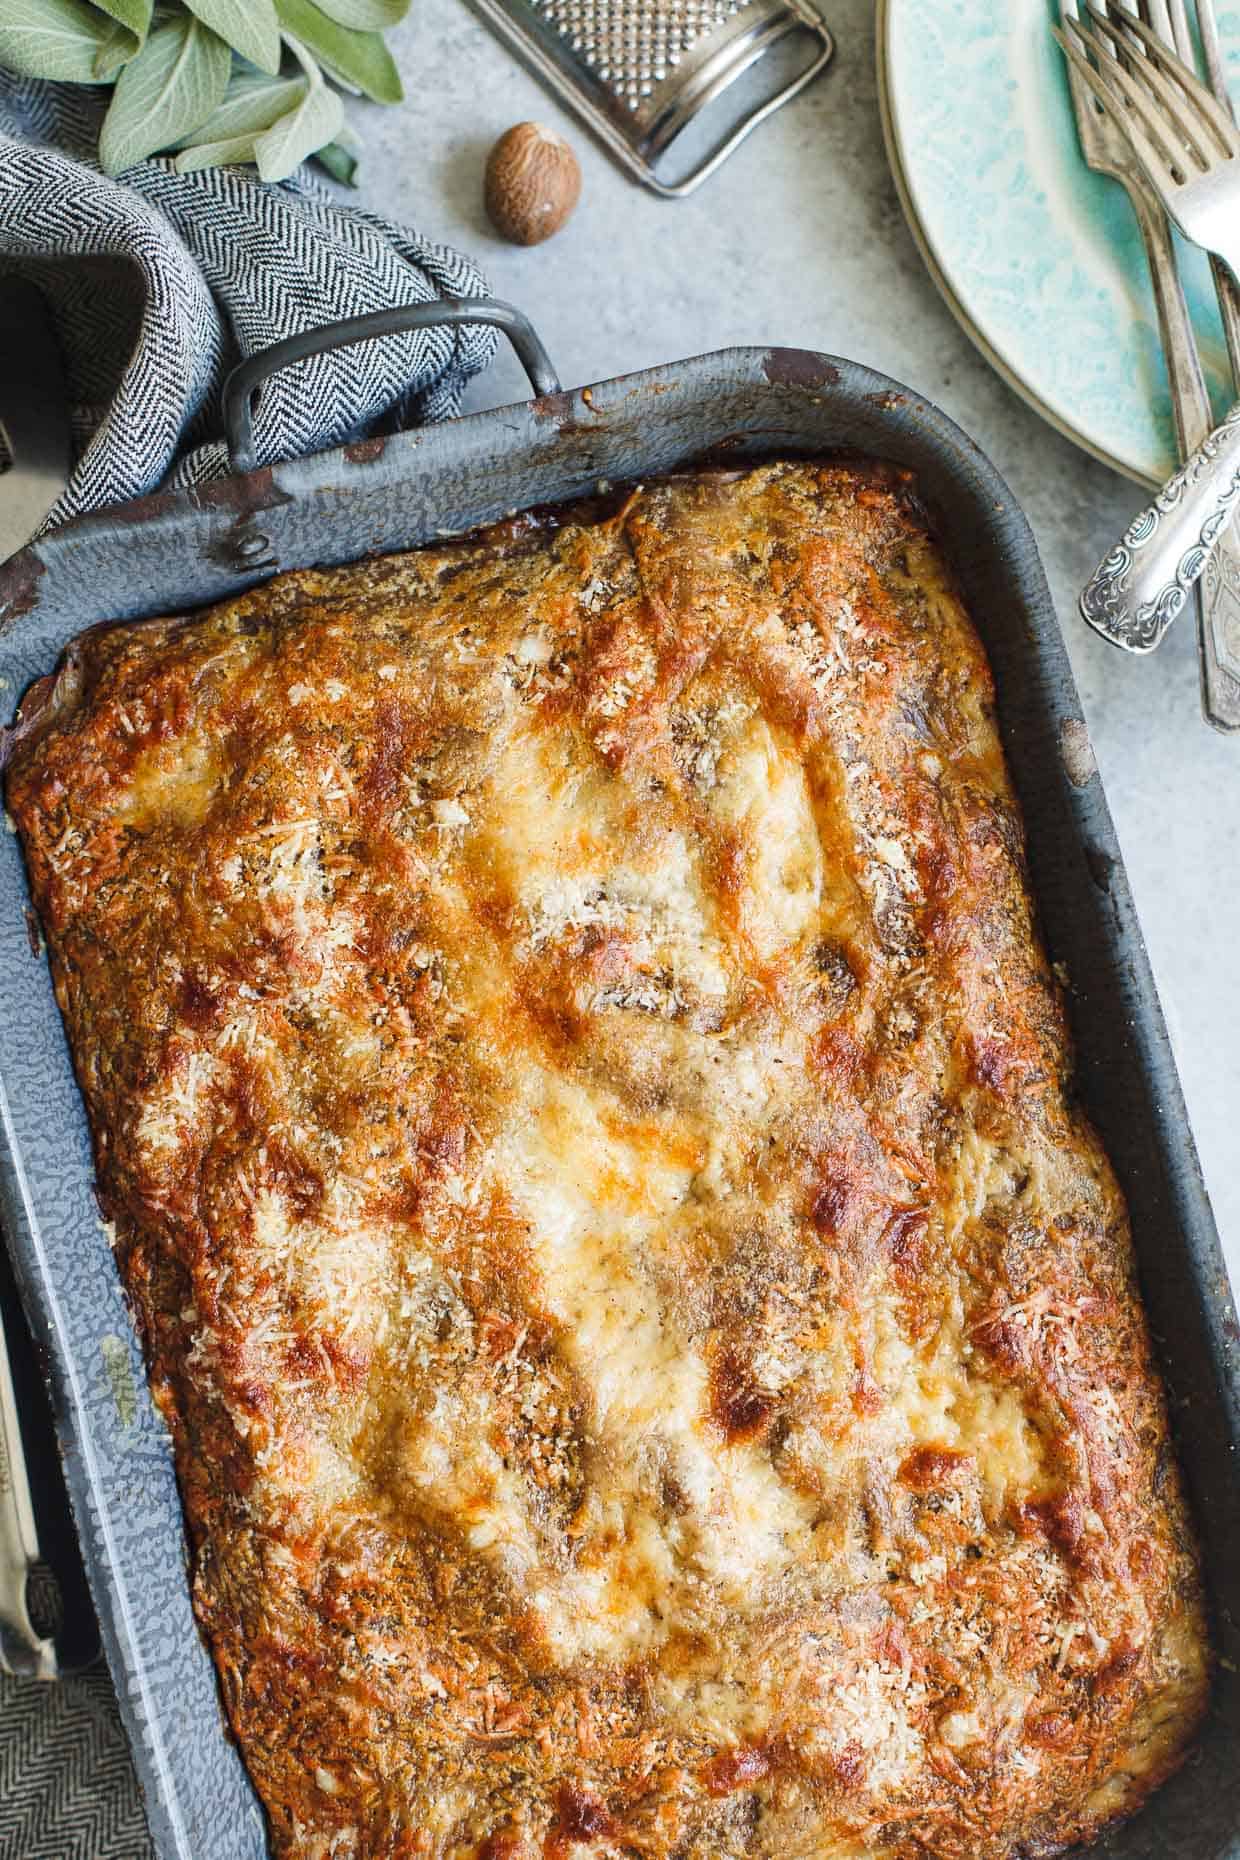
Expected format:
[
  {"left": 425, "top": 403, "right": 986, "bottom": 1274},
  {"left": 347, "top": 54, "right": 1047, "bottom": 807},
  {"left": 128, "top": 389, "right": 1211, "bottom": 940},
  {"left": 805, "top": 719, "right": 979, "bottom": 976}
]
[{"left": 5, "top": 464, "right": 1209, "bottom": 1860}]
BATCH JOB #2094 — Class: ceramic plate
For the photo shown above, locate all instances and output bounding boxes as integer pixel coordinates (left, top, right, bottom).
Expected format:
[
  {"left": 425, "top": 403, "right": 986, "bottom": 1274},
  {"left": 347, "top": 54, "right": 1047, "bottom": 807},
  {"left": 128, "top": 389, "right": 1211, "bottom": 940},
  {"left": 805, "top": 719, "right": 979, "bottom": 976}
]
[{"left": 878, "top": 0, "right": 1240, "bottom": 486}]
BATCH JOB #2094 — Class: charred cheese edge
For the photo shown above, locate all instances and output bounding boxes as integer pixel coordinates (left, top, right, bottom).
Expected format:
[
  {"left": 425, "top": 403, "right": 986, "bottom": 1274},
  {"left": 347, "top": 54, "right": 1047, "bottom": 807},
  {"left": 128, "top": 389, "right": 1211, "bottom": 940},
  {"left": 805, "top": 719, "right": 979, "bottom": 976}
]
[{"left": 3, "top": 463, "right": 1209, "bottom": 1860}]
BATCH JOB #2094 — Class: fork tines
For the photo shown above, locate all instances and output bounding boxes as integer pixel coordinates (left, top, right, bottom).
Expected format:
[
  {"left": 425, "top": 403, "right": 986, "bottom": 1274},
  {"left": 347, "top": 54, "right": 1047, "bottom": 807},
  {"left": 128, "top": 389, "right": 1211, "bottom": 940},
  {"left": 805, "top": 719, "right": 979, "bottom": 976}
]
[{"left": 1054, "top": 2, "right": 1240, "bottom": 187}]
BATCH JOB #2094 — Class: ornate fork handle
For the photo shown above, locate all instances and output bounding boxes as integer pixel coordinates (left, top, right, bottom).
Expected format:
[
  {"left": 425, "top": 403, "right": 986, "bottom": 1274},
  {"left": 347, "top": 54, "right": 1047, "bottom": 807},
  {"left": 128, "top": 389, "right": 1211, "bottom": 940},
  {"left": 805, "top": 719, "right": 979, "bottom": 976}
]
[
  {"left": 1081, "top": 396, "right": 1240, "bottom": 652},
  {"left": 1202, "top": 521, "right": 1240, "bottom": 682}
]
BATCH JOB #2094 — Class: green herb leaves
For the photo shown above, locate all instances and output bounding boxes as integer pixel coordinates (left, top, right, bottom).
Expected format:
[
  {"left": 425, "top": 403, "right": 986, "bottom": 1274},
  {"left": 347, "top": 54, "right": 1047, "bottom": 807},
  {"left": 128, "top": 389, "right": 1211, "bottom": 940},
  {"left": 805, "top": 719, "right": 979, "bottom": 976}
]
[
  {"left": 0, "top": 0, "right": 411, "bottom": 179},
  {"left": 274, "top": 0, "right": 401, "bottom": 104},
  {"left": 173, "top": 71, "right": 308, "bottom": 149},
  {"left": 0, "top": 0, "right": 115, "bottom": 83},
  {"left": 315, "top": 0, "right": 411, "bottom": 28},
  {"left": 251, "top": 34, "right": 342, "bottom": 179},
  {"left": 99, "top": 14, "right": 231, "bottom": 173},
  {"left": 90, "top": 0, "right": 151, "bottom": 68},
  {"left": 182, "top": 0, "right": 280, "bottom": 76}
]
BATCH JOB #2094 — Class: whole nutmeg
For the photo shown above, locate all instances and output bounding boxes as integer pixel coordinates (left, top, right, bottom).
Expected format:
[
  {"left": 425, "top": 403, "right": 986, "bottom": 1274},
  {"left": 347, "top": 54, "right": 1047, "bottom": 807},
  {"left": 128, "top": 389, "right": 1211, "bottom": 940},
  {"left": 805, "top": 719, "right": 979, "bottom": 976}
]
[{"left": 484, "top": 122, "right": 581, "bottom": 246}]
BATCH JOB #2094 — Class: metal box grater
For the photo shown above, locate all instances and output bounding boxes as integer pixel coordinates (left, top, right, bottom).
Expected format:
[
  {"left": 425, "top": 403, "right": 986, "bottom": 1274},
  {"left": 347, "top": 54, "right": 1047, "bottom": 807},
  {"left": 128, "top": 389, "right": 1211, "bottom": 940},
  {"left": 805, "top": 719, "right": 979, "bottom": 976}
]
[{"left": 463, "top": 0, "right": 834, "bottom": 194}]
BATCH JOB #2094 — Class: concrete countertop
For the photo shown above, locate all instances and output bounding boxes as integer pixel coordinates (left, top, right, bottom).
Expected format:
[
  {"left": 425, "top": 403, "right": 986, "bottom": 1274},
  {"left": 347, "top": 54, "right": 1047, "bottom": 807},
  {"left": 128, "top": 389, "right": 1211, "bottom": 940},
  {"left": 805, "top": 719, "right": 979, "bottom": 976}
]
[{"left": 367, "top": 0, "right": 1238, "bottom": 1282}]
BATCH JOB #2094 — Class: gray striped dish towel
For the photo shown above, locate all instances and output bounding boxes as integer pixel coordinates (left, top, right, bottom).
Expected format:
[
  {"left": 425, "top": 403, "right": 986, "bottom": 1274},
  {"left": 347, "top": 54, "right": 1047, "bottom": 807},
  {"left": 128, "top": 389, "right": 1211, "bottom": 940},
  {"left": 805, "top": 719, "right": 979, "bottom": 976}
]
[{"left": 0, "top": 70, "right": 498, "bottom": 532}]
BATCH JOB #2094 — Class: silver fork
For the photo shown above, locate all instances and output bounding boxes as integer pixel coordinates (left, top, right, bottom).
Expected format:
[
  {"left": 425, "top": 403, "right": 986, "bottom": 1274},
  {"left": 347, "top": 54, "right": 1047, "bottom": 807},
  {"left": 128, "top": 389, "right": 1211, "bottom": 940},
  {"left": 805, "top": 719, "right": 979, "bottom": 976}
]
[
  {"left": 1178, "top": 0, "right": 1240, "bottom": 683},
  {"left": 1059, "top": 2, "right": 1240, "bottom": 272},
  {"left": 1058, "top": 0, "right": 1240, "bottom": 723},
  {"left": 1056, "top": 4, "right": 1240, "bottom": 663},
  {"left": 1188, "top": 0, "right": 1240, "bottom": 382},
  {"left": 1148, "top": 0, "right": 1240, "bottom": 706},
  {"left": 1061, "top": 0, "right": 1211, "bottom": 452}
]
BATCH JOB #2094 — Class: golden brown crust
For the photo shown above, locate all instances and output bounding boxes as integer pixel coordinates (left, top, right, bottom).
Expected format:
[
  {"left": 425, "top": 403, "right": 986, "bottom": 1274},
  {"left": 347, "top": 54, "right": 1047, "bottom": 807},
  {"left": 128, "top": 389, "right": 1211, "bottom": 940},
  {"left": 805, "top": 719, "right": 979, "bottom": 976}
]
[{"left": 4, "top": 463, "right": 1209, "bottom": 1860}]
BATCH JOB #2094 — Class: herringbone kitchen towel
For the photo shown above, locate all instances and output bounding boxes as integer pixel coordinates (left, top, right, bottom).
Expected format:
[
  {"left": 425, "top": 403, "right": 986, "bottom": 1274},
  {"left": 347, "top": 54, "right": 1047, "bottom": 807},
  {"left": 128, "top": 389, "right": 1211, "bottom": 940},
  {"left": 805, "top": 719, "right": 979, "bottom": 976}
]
[
  {"left": 0, "top": 65, "right": 499, "bottom": 1860},
  {"left": 1, "top": 1664, "right": 154, "bottom": 1859},
  {"left": 0, "top": 70, "right": 498, "bottom": 530}
]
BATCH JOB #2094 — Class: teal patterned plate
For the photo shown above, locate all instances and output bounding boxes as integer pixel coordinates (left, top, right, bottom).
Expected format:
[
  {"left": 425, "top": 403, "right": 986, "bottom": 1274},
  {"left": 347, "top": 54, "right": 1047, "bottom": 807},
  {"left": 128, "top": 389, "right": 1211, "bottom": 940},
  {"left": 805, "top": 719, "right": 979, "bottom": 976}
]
[{"left": 878, "top": 0, "right": 1240, "bottom": 487}]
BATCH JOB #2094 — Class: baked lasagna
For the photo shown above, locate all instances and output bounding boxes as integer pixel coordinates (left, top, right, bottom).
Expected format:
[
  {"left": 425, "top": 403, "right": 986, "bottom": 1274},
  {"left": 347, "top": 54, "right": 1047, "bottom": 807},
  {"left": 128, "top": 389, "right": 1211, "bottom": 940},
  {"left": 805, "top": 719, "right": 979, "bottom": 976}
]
[{"left": 3, "top": 463, "right": 1209, "bottom": 1858}]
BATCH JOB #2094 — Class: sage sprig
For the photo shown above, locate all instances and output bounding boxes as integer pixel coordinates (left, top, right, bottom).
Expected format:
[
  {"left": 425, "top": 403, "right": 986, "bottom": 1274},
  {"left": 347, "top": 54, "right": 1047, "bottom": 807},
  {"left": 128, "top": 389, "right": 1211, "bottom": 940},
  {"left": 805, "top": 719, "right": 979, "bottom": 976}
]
[{"left": 0, "top": 0, "right": 411, "bottom": 181}]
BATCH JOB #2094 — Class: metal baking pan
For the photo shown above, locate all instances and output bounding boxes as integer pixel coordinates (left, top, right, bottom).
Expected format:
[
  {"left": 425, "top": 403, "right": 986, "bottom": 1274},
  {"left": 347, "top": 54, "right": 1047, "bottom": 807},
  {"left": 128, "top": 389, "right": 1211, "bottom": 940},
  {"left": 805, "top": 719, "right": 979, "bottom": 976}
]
[{"left": 0, "top": 302, "right": 1236, "bottom": 1860}]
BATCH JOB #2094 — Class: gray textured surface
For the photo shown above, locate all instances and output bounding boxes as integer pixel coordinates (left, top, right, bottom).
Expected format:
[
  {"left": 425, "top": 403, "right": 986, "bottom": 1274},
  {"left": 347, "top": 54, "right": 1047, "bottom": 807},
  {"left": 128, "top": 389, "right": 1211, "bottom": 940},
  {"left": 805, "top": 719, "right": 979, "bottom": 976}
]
[{"left": 1, "top": 0, "right": 1237, "bottom": 1854}]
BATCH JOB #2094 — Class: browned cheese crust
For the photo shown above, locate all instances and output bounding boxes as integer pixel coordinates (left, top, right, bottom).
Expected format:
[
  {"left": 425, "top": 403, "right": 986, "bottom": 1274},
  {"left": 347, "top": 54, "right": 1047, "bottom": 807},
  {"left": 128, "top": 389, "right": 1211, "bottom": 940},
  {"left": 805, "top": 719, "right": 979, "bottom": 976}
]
[{"left": 3, "top": 464, "right": 1209, "bottom": 1860}]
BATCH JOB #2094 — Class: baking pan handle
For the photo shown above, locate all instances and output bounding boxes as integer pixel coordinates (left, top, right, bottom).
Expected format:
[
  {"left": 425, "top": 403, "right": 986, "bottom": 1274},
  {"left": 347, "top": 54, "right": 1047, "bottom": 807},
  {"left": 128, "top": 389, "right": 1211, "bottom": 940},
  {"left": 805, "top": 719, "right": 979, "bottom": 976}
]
[{"left": 223, "top": 298, "right": 562, "bottom": 476}]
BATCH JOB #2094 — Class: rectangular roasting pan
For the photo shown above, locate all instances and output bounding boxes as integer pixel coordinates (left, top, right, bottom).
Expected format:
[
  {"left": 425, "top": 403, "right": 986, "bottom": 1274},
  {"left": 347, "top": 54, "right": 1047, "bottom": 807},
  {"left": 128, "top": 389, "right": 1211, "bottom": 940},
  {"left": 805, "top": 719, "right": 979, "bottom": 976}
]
[{"left": 0, "top": 302, "right": 1236, "bottom": 1860}]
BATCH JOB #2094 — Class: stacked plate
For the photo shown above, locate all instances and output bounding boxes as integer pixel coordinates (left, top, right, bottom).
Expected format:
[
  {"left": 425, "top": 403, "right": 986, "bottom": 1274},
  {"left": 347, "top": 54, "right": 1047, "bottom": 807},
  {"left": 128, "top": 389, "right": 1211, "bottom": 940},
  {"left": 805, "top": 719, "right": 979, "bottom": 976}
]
[{"left": 877, "top": 0, "right": 1240, "bottom": 487}]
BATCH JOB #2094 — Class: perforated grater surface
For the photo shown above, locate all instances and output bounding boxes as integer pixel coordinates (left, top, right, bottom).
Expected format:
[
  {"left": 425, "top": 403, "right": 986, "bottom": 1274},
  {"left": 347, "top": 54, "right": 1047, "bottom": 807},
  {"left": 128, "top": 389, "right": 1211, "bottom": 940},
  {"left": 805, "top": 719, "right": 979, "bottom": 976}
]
[{"left": 464, "top": 0, "right": 833, "bottom": 195}]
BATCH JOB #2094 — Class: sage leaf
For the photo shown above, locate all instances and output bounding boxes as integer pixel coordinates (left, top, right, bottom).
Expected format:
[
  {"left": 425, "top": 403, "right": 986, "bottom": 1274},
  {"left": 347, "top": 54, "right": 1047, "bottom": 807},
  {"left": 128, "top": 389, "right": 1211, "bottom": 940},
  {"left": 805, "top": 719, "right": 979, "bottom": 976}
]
[
  {"left": 98, "top": 14, "right": 232, "bottom": 174},
  {"left": 182, "top": 0, "right": 280, "bottom": 76},
  {"left": 252, "top": 33, "right": 342, "bottom": 181},
  {"left": 313, "top": 0, "right": 410, "bottom": 28},
  {"left": 88, "top": 0, "right": 151, "bottom": 67},
  {"left": 94, "top": 18, "right": 138, "bottom": 78},
  {"left": 313, "top": 134, "right": 358, "bottom": 186},
  {"left": 91, "top": 0, "right": 152, "bottom": 37},
  {"left": 0, "top": 0, "right": 113, "bottom": 83},
  {"left": 275, "top": 0, "right": 401, "bottom": 103},
  {"left": 173, "top": 130, "right": 257, "bottom": 171},
  {"left": 173, "top": 73, "right": 306, "bottom": 147}
]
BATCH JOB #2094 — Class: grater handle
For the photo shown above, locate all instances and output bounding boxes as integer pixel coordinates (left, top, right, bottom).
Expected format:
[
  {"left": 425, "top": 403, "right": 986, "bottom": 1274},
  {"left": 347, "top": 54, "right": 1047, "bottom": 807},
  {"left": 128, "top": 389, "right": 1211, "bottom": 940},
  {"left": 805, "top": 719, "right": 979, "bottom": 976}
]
[
  {"left": 461, "top": 0, "right": 833, "bottom": 198},
  {"left": 223, "top": 299, "right": 562, "bottom": 476},
  {"left": 626, "top": 1, "right": 835, "bottom": 198}
]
